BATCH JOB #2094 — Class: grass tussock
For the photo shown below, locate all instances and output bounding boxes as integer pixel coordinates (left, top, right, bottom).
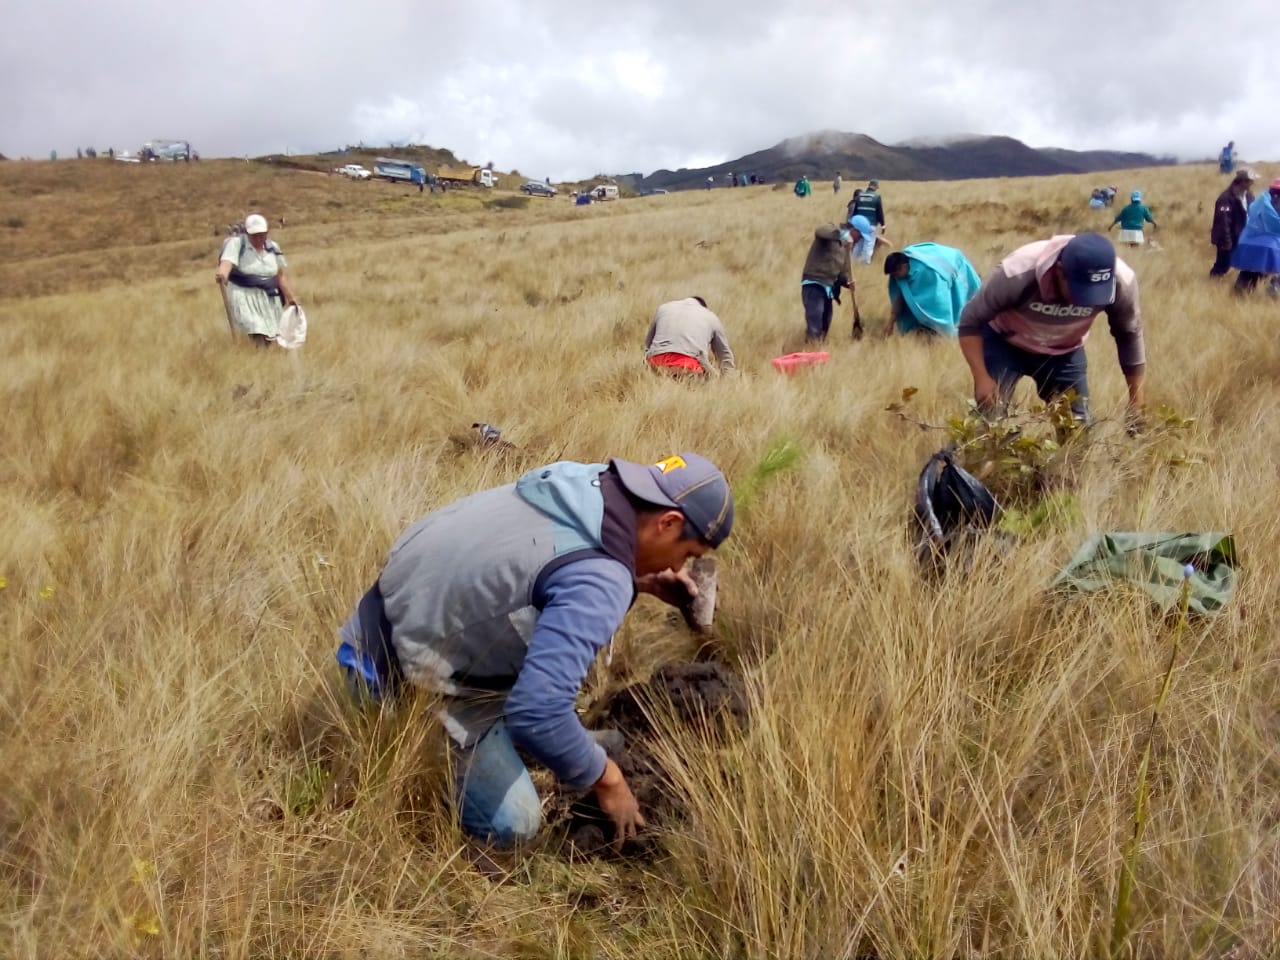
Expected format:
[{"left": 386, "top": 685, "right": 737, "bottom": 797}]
[{"left": 3, "top": 158, "right": 1280, "bottom": 958}]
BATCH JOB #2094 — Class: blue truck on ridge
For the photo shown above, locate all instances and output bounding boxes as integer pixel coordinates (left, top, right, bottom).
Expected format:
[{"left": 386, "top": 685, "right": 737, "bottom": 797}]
[{"left": 374, "top": 157, "right": 432, "bottom": 186}]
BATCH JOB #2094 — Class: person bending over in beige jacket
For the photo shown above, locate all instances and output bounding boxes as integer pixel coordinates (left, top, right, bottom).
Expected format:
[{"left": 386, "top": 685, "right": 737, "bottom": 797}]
[{"left": 644, "top": 297, "right": 737, "bottom": 377}]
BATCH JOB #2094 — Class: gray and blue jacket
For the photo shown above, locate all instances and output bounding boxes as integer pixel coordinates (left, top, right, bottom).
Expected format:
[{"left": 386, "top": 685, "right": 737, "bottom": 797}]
[{"left": 336, "top": 461, "right": 639, "bottom": 790}]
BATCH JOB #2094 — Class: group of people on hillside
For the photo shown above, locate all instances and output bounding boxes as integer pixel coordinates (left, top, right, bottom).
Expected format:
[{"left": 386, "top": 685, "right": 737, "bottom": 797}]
[
  {"left": 1085, "top": 188, "right": 1157, "bottom": 245},
  {"left": 799, "top": 214, "right": 1141, "bottom": 425},
  {"left": 650, "top": 160, "right": 1280, "bottom": 441},
  {"left": 224, "top": 163, "right": 1273, "bottom": 854},
  {"left": 1211, "top": 168, "right": 1280, "bottom": 293},
  {"left": 329, "top": 181, "right": 1156, "bottom": 853},
  {"left": 646, "top": 176, "right": 1144, "bottom": 436},
  {"left": 707, "top": 173, "right": 764, "bottom": 189},
  {"left": 1080, "top": 163, "right": 1280, "bottom": 293},
  {"left": 1089, "top": 186, "right": 1118, "bottom": 208},
  {"left": 792, "top": 178, "right": 895, "bottom": 341}
]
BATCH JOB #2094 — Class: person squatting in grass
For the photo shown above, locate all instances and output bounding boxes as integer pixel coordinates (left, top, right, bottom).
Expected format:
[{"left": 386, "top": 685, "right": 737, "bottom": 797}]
[
  {"left": 1108, "top": 190, "right": 1158, "bottom": 247},
  {"left": 644, "top": 297, "right": 736, "bottom": 377},
  {"left": 335, "top": 453, "right": 734, "bottom": 848},
  {"left": 957, "top": 232, "right": 1146, "bottom": 428},
  {"left": 883, "top": 243, "right": 982, "bottom": 338},
  {"left": 1209, "top": 168, "right": 1257, "bottom": 278},
  {"left": 1231, "top": 177, "right": 1280, "bottom": 295},
  {"left": 214, "top": 213, "right": 300, "bottom": 346}
]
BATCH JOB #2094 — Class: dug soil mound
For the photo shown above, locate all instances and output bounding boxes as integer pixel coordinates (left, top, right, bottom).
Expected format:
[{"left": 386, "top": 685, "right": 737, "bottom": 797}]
[{"left": 555, "top": 661, "right": 749, "bottom": 859}]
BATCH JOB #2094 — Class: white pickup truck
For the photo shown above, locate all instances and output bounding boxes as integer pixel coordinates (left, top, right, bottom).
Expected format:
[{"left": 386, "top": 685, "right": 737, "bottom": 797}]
[{"left": 333, "top": 163, "right": 371, "bottom": 180}]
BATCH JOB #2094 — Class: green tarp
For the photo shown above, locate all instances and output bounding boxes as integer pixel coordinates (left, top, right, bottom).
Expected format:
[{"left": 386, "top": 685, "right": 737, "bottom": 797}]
[{"left": 1053, "top": 532, "right": 1237, "bottom": 616}]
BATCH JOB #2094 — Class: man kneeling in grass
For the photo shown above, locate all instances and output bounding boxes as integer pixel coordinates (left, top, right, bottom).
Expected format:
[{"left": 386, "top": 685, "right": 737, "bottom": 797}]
[
  {"left": 644, "top": 297, "right": 736, "bottom": 377},
  {"left": 336, "top": 452, "right": 734, "bottom": 848}
]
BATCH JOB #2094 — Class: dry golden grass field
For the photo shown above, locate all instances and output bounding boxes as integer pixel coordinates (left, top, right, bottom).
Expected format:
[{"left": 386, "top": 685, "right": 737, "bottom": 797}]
[{"left": 3, "top": 157, "right": 1280, "bottom": 959}]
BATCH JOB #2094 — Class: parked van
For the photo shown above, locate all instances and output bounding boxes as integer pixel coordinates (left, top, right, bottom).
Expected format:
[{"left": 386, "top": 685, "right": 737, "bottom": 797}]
[{"left": 590, "top": 184, "right": 619, "bottom": 201}]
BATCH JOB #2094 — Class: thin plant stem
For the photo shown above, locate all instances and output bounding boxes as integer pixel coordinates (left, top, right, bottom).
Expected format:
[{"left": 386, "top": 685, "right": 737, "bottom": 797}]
[{"left": 1110, "top": 572, "right": 1194, "bottom": 959}]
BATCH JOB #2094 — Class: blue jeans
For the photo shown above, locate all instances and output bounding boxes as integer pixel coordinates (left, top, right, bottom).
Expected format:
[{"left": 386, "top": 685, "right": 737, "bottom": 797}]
[
  {"left": 451, "top": 719, "right": 542, "bottom": 845},
  {"left": 983, "top": 330, "right": 1089, "bottom": 419}
]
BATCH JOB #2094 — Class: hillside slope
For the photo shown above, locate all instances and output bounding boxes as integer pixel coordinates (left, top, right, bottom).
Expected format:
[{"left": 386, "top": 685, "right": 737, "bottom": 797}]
[{"left": 637, "top": 130, "right": 1174, "bottom": 190}]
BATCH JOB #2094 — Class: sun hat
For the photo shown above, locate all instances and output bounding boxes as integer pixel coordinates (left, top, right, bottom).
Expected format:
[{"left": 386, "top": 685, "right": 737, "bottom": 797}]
[
  {"left": 1232, "top": 168, "right": 1257, "bottom": 184},
  {"left": 244, "top": 213, "right": 269, "bottom": 234},
  {"left": 611, "top": 452, "right": 734, "bottom": 548},
  {"left": 1058, "top": 233, "right": 1117, "bottom": 308},
  {"left": 1130, "top": 190, "right": 1142, "bottom": 202}
]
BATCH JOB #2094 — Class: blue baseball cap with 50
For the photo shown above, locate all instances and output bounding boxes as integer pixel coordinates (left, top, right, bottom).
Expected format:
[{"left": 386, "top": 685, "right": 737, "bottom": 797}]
[
  {"left": 1058, "top": 232, "right": 1117, "bottom": 308},
  {"left": 611, "top": 452, "right": 734, "bottom": 548}
]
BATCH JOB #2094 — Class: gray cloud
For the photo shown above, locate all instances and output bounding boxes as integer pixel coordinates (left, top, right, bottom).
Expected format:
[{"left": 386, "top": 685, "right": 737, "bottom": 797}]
[{"left": 3, "top": 0, "right": 1273, "bottom": 176}]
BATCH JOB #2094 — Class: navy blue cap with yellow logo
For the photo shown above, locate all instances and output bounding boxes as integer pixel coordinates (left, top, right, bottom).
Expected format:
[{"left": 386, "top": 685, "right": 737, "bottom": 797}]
[{"left": 611, "top": 452, "right": 734, "bottom": 548}]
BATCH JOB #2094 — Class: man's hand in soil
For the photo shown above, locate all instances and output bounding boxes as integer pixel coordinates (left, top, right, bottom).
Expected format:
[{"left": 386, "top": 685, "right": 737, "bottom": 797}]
[
  {"left": 593, "top": 758, "right": 645, "bottom": 853},
  {"left": 635, "top": 567, "right": 698, "bottom": 609},
  {"left": 973, "top": 373, "right": 1000, "bottom": 411}
]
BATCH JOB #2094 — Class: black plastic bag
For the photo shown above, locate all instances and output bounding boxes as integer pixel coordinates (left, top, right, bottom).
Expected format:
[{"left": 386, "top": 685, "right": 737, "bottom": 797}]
[{"left": 913, "top": 450, "right": 1007, "bottom": 572}]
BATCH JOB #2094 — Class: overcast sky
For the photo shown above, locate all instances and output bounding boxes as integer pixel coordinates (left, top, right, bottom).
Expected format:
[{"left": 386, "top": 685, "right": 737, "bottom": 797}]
[{"left": 3, "top": 0, "right": 1274, "bottom": 179}]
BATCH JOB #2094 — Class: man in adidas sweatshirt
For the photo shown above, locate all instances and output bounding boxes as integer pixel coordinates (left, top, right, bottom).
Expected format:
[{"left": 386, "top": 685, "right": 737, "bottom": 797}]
[{"left": 957, "top": 232, "right": 1146, "bottom": 424}]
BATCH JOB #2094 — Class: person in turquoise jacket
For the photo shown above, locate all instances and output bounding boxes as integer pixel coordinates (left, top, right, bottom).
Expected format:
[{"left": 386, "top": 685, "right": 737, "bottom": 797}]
[
  {"left": 883, "top": 243, "right": 981, "bottom": 337},
  {"left": 794, "top": 176, "right": 811, "bottom": 198},
  {"left": 1109, "top": 191, "right": 1158, "bottom": 247}
]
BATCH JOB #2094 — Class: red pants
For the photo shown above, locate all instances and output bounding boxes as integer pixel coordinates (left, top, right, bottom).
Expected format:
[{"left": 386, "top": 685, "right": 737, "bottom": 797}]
[{"left": 648, "top": 353, "right": 704, "bottom": 375}]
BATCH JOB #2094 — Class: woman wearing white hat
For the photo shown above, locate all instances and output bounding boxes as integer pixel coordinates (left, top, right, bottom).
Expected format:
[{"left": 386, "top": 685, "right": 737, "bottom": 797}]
[{"left": 215, "top": 213, "right": 300, "bottom": 345}]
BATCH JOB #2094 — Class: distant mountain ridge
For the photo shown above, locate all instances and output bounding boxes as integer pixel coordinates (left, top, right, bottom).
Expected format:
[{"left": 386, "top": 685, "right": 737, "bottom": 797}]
[{"left": 633, "top": 130, "right": 1174, "bottom": 191}]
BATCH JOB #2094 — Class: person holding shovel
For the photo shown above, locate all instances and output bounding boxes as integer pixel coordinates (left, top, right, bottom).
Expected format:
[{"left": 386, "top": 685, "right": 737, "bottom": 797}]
[
  {"left": 801, "top": 220, "right": 854, "bottom": 342},
  {"left": 215, "top": 213, "right": 300, "bottom": 346},
  {"left": 335, "top": 452, "right": 733, "bottom": 849},
  {"left": 799, "top": 216, "right": 890, "bottom": 342}
]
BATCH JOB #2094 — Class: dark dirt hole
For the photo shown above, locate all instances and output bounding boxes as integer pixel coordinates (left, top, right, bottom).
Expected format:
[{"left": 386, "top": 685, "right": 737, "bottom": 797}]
[{"left": 553, "top": 661, "right": 749, "bottom": 860}]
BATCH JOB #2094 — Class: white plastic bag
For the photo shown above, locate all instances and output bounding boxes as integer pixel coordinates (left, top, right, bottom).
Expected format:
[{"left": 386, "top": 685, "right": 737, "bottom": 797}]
[{"left": 276, "top": 304, "right": 308, "bottom": 349}]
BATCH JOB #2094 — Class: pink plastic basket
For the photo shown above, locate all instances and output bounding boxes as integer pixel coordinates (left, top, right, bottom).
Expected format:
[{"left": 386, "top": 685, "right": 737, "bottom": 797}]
[{"left": 771, "top": 351, "right": 830, "bottom": 374}]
